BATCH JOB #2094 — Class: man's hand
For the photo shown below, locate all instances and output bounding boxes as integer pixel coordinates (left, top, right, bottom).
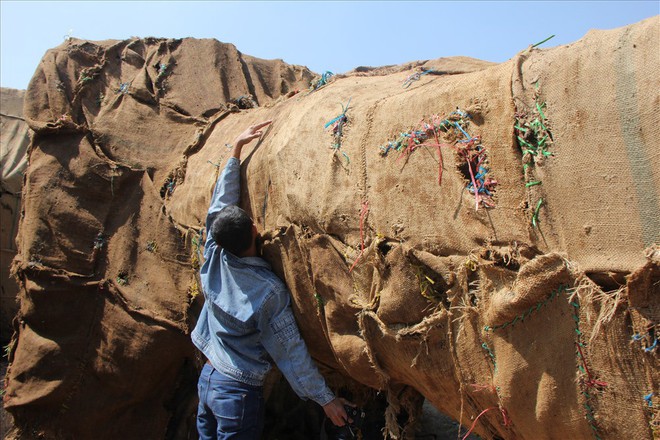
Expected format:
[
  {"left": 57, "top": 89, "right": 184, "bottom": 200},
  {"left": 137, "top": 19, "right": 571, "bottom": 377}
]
[
  {"left": 322, "top": 397, "right": 354, "bottom": 427},
  {"left": 231, "top": 120, "right": 272, "bottom": 158}
]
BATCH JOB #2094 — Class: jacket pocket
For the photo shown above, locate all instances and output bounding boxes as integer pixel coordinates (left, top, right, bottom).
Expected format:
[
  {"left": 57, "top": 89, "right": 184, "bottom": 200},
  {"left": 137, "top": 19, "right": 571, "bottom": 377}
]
[{"left": 210, "top": 301, "right": 253, "bottom": 331}]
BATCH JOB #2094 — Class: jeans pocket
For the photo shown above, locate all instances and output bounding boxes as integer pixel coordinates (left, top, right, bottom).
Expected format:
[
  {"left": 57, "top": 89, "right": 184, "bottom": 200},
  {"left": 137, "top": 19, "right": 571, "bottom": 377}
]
[{"left": 211, "top": 388, "right": 246, "bottom": 433}]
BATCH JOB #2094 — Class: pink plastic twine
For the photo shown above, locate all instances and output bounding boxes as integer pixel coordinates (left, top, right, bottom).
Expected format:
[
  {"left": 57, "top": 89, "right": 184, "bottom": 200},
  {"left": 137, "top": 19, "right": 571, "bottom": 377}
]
[{"left": 470, "top": 383, "right": 497, "bottom": 393}]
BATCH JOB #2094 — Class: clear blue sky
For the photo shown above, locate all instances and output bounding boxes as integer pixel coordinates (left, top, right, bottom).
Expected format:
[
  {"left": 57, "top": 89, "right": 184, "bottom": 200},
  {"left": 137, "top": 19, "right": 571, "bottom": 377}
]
[{"left": 1, "top": 1, "right": 658, "bottom": 90}]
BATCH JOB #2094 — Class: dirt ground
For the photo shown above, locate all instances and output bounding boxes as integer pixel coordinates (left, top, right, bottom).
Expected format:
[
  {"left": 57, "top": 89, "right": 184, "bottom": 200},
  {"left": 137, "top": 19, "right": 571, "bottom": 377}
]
[{"left": 416, "top": 401, "right": 480, "bottom": 440}]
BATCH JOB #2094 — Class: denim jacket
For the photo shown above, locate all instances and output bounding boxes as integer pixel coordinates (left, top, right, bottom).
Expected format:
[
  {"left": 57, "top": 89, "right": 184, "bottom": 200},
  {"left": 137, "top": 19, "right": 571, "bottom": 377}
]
[{"left": 191, "top": 157, "right": 335, "bottom": 406}]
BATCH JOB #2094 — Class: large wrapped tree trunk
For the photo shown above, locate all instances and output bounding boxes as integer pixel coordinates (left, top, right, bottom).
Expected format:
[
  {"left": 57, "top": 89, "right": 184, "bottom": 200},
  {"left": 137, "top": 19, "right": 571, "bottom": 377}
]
[{"left": 4, "top": 17, "right": 659, "bottom": 439}]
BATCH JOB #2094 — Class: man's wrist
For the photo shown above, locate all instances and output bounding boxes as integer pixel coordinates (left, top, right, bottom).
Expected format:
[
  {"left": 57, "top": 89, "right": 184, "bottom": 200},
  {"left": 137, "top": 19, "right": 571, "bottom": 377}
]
[{"left": 229, "top": 140, "right": 244, "bottom": 159}]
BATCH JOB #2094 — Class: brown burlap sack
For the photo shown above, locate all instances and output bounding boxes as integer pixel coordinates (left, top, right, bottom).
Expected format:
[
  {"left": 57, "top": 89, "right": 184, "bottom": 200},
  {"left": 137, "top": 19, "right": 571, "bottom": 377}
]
[
  {"left": 1, "top": 88, "right": 29, "bottom": 344},
  {"left": 5, "top": 37, "right": 315, "bottom": 439},
  {"left": 5, "top": 17, "right": 659, "bottom": 440},
  {"left": 511, "top": 17, "right": 660, "bottom": 272}
]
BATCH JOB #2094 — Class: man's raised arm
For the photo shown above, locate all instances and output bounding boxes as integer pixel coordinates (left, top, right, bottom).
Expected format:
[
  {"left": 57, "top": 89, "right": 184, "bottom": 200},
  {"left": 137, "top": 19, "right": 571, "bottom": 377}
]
[
  {"left": 229, "top": 120, "right": 272, "bottom": 160},
  {"left": 205, "top": 120, "right": 272, "bottom": 246}
]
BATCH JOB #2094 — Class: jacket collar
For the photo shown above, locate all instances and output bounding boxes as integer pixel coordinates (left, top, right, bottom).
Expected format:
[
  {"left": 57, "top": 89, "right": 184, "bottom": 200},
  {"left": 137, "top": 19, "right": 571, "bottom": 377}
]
[{"left": 222, "top": 249, "right": 272, "bottom": 270}]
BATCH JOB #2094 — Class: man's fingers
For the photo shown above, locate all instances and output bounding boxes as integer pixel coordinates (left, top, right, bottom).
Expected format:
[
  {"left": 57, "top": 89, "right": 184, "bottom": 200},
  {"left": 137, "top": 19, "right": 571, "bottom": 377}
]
[
  {"left": 251, "top": 120, "right": 272, "bottom": 131},
  {"left": 336, "top": 406, "right": 349, "bottom": 426}
]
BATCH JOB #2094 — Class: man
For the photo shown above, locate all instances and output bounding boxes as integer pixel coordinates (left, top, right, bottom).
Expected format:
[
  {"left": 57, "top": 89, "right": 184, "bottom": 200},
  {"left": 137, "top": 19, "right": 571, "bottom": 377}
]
[{"left": 192, "top": 120, "right": 350, "bottom": 439}]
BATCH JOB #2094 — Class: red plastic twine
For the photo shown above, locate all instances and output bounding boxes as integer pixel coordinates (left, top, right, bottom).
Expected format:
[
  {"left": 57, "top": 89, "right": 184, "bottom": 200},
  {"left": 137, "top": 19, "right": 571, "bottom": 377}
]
[
  {"left": 392, "top": 122, "right": 450, "bottom": 187},
  {"left": 349, "top": 201, "right": 370, "bottom": 273},
  {"left": 433, "top": 129, "right": 444, "bottom": 185},
  {"left": 576, "top": 343, "right": 609, "bottom": 388},
  {"left": 461, "top": 406, "right": 510, "bottom": 440}
]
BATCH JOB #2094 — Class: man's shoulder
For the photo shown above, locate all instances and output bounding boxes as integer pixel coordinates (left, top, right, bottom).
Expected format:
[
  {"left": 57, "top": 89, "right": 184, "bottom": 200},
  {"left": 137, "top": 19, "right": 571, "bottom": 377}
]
[
  {"left": 255, "top": 265, "right": 287, "bottom": 292},
  {"left": 250, "top": 265, "right": 291, "bottom": 313}
]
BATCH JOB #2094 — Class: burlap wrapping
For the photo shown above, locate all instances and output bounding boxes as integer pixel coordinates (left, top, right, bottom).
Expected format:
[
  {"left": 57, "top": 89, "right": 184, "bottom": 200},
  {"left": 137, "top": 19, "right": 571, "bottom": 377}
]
[
  {"left": 1, "top": 88, "right": 29, "bottom": 344},
  {"left": 4, "top": 17, "right": 659, "bottom": 440}
]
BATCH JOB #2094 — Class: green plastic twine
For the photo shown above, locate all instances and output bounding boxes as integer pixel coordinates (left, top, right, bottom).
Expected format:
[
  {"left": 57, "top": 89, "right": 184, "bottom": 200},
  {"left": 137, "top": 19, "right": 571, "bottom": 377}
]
[
  {"left": 572, "top": 295, "right": 603, "bottom": 440},
  {"left": 481, "top": 342, "right": 497, "bottom": 370},
  {"left": 314, "top": 292, "right": 324, "bottom": 309},
  {"left": 532, "top": 198, "right": 544, "bottom": 228},
  {"left": 484, "top": 285, "right": 565, "bottom": 331},
  {"left": 536, "top": 102, "right": 547, "bottom": 120},
  {"left": 532, "top": 34, "right": 556, "bottom": 48}
]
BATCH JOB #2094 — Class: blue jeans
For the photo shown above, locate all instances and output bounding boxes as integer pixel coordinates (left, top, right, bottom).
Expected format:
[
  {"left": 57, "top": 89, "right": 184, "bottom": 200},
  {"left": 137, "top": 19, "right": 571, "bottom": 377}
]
[{"left": 197, "top": 363, "right": 265, "bottom": 440}]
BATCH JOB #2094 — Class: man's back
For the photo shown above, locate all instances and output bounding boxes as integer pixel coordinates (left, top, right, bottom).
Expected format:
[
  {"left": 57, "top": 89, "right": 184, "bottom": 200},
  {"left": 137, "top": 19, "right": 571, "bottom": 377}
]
[{"left": 202, "top": 240, "right": 283, "bottom": 325}]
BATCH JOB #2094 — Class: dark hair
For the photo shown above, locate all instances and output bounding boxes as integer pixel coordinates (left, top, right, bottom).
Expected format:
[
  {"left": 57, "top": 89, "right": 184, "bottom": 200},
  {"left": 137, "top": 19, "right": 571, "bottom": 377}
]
[{"left": 210, "top": 206, "right": 253, "bottom": 256}]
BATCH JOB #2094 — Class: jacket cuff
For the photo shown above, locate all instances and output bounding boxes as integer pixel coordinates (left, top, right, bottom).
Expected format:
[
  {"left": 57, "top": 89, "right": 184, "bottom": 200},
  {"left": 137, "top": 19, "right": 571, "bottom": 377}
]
[{"left": 312, "top": 388, "right": 336, "bottom": 407}]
